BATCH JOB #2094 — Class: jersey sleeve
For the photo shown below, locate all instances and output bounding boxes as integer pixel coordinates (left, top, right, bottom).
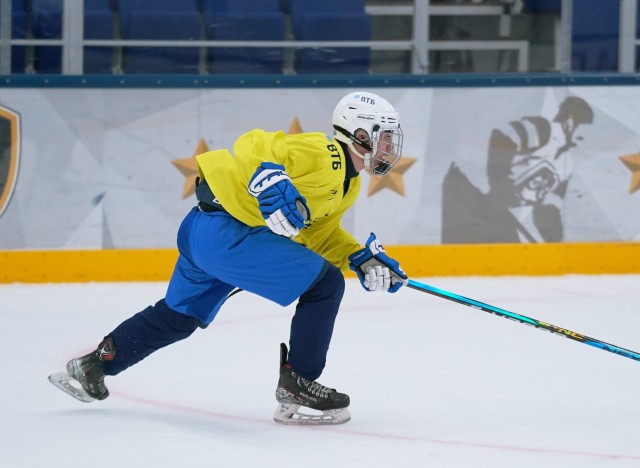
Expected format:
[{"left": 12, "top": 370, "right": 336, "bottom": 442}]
[
  {"left": 295, "top": 176, "right": 362, "bottom": 271},
  {"left": 296, "top": 216, "right": 360, "bottom": 272}
]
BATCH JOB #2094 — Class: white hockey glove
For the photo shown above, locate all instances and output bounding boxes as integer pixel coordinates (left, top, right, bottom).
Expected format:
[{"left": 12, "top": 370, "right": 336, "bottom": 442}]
[
  {"left": 248, "top": 162, "right": 309, "bottom": 237},
  {"left": 348, "top": 233, "right": 407, "bottom": 293}
]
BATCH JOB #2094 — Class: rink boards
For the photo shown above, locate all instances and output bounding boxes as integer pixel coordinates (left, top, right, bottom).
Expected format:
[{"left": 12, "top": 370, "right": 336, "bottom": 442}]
[{"left": 1, "top": 242, "right": 638, "bottom": 283}]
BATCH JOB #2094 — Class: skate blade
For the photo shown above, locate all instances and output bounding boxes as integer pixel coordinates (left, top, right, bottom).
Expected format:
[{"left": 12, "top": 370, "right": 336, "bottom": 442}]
[
  {"left": 48, "top": 372, "right": 95, "bottom": 403},
  {"left": 273, "top": 403, "right": 351, "bottom": 425}
]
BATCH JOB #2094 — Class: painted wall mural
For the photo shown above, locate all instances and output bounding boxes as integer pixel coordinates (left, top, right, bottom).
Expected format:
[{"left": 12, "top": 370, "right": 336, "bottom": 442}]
[
  {"left": 442, "top": 96, "right": 594, "bottom": 243},
  {"left": 0, "top": 86, "right": 637, "bottom": 249}
]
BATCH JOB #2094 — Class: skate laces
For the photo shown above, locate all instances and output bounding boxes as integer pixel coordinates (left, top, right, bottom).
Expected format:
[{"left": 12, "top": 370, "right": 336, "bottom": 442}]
[
  {"left": 97, "top": 377, "right": 106, "bottom": 393},
  {"left": 300, "top": 377, "right": 332, "bottom": 398}
]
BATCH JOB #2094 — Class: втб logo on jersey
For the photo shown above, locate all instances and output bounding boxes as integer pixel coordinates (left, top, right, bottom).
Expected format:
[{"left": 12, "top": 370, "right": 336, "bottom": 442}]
[{"left": 0, "top": 105, "right": 20, "bottom": 218}]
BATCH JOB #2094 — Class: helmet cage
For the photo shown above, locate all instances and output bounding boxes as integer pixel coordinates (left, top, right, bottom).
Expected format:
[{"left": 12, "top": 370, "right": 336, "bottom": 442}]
[
  {"left": 512, "top": 158, "right": 559, "bottom": 204},
  {"left": 370, "top": 127, "right": 403, "bottom": 175}
]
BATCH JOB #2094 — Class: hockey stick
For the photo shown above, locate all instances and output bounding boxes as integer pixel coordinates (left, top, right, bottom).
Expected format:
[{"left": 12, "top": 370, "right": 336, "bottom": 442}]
[{"left": 405, "top": 279, "right": 640, "bottom": 363}]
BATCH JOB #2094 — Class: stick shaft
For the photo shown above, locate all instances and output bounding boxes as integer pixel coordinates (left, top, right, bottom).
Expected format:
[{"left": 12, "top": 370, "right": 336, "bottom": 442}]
[{"left": 407, "top": 279, "right": 640, "bottom": 363}]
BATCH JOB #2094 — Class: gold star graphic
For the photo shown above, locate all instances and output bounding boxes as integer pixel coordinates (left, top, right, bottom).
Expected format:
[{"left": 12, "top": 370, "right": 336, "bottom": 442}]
[
  {"left": 288, "top": 117, "right": 303, "bottom": 134},
  {"left": 172, "top": 139, "right": 208, "bottom": 199},
  {"left": 367, "top": 158, "right": 417, "bottom": 197},
  {"left": 619, "top": 153, "right": 640, "bottom": 194}
]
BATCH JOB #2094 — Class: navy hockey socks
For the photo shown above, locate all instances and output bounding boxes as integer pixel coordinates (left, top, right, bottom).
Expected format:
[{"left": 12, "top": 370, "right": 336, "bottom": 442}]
[
  {"left": 102, "top": 299, "right": 199, "bottom": 376},
  {"left": 287, "top": 262, "right": 345, "bottom": 381}
]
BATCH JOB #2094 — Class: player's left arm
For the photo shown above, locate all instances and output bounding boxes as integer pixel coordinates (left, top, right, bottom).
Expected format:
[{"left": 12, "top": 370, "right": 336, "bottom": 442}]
[{"left": 295, "top": 214, "right": 360, "bottom": 271}]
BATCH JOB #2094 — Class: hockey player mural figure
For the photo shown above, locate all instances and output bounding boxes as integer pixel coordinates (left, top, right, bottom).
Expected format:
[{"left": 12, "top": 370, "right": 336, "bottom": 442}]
[
  {"left": 49, "top": 92, "right": 407, "bottom": 425},
  {"left": 442, "top": 96, "right": 594, "bottom": 243}
]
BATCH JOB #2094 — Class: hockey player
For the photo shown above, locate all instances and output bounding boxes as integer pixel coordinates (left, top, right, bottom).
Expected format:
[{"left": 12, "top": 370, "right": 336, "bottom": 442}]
[{"left": 49, "top": 91, "right": 408, "bottom": 425}]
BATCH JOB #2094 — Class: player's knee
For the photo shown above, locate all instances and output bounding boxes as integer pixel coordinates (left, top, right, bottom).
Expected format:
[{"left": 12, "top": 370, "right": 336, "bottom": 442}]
[
  {"left": 301, "top": 263, "right": 345, "bottom": 305},
  {"left": 153, "top": 299, "right": 200, "bottom": 335}
]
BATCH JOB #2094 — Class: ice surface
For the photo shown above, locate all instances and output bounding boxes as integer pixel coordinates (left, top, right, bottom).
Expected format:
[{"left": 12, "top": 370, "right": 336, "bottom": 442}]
[{"left": 2, "top": 275, "right": 640, "bottom": 467}]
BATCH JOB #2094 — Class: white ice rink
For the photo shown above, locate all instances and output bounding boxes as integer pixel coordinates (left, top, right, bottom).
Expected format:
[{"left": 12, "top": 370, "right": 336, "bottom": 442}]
[{"left": 2, "top": 275, "right": 640, "bottom": 468}]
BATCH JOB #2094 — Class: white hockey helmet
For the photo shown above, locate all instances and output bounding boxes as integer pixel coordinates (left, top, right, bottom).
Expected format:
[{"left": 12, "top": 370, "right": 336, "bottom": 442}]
[{"left": 332, "top": 91, "right": 403, "bottom": 175}]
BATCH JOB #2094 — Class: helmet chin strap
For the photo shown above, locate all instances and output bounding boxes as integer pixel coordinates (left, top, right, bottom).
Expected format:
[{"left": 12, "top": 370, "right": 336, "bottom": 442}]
[
  {"left": 347, "top": 141, "right": 372, "bottom": 170},
  {"left": 363, "top": 153, "right": 371, "bottom": 170}
]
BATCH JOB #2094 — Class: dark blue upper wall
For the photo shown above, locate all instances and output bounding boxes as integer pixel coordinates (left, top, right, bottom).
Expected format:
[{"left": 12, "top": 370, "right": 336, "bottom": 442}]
[{"left": 2, "top": 73, "right": 640, "bottom": 88}]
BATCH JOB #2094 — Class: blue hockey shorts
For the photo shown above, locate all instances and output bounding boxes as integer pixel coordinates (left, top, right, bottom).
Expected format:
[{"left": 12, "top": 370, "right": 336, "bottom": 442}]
[{"left": 165, "top": 207, "right": 326, "bottom": 326}]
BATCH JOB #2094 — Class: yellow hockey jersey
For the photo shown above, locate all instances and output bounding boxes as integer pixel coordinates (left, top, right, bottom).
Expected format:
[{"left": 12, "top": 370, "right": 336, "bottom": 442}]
[{"left": 195, "top": 129, "right": 362, "bottom": 271}]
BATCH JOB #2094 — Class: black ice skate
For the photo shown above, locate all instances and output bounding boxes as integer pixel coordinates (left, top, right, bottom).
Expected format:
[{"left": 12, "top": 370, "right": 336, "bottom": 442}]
[
  {"left": 273, "top": 343, "right": 350, "bottom": 425},
  {"left": 48, "top": 336, "right": 115, "bottom": 403}
]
